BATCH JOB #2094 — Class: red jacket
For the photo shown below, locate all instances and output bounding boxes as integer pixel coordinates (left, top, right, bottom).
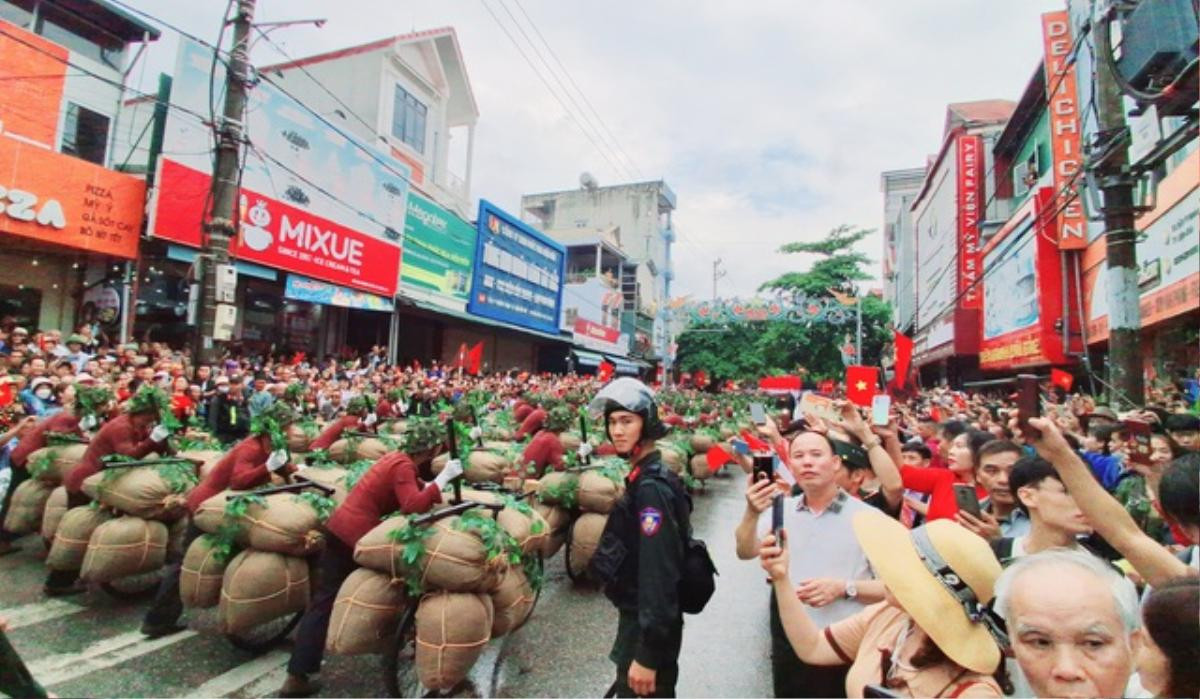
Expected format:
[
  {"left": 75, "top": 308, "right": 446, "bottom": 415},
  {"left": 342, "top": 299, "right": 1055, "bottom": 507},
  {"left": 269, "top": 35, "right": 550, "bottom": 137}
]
[
  {"left": 513, "top": 403, "right": 533, "bottom": 423},
  {"left": 63, "top": 414, "right": 162, "bottom": 495},
  {"left": 521, "top": 430, "right": 564, "bottom": 478},
  {"left": 325, "top": 452, "right": 441, "bottom": 548},
  {"left": 11, "top": 412, "right": 82, "bottom": 469},
  {"left": 309, "top": 414, "right": 361, "bottom": 451},
  {"left": 186, "top": 434, "right": 274, "bottom": 513},
  {"left": 900, "top": 466, "right": 988, "bottom": 521},
  {"left": 514, "top": 409, "right": 546, "bottom": 441}
]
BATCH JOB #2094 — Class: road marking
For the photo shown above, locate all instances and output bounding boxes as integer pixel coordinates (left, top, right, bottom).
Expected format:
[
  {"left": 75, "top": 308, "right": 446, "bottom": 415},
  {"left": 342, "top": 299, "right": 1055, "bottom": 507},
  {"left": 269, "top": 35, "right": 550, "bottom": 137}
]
[
  {"left": 30, "top": 628, "right": 199, "bottom": 687},
  {"left": 0, "top": 598, "right": 85, "bottom": 629},
  {"left": 186, "top": 649, "right": 289, "bottom": 698},
  {"left": 241, "top": 664, "right": 290, "bottom": 699}
]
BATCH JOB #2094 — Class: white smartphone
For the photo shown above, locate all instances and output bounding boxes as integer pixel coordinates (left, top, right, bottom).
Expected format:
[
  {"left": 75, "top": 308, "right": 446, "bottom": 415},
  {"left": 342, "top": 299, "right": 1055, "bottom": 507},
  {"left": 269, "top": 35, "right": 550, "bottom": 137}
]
[{"left": 871, "top": 394, "right": 891, "bottom": 426}]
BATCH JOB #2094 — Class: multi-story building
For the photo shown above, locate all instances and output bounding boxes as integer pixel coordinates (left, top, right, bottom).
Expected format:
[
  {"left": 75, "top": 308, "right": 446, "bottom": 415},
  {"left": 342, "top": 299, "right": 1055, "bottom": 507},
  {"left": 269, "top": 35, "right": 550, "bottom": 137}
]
[
  {"left": 880, "top": 167, "right": 926, "bottom": 334},
  {"left": 521, "top": 180, "right": 676, "bottom": 369},
  {"left": 0, "top": 0, "right": 157, "bottom": 338},
  {"left": 909, "top": 100, "right": 1014, "bottom": 386}
]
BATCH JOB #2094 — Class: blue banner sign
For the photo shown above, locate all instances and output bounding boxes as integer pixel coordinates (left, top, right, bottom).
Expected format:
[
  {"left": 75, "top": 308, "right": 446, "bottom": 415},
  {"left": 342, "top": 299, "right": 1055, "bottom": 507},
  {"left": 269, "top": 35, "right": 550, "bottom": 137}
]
[
  {"left": 466, "top": 199, "right": 565, "bottom": 335},
  {"left": 284, "top": 274, "right": 394, "bottom": 312}
]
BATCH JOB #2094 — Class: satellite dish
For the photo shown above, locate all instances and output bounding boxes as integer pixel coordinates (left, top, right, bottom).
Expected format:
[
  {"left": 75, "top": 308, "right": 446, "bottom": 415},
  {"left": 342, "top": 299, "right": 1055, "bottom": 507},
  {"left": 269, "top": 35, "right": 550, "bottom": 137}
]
[{"left": 580, "top": 172, "right": 598, "bottom": 190}]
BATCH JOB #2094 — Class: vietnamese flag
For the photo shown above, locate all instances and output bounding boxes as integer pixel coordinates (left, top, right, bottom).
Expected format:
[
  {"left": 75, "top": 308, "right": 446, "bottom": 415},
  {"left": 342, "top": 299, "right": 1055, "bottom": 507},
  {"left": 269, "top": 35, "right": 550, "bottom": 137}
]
[
  {"left": 466, "top": 342, "right": 484, "bottom": 375},
  {"left": 893, "top": 330, "right": 913, "bottom": 388},
  {"left": 0, "top": 381, "right": 12, "bottom": 408},
  {"left": 1051, "top": 368, "right": 1074, "bottom": 392},
  {"left": 706, "top": 445, "right": 733, "bottom": 473},
  {"left": 845, "top": 365, "right": 880, "bottom": 407},
  {"left": 597, "top": 360, "right": 615, "bottom": 383},
  {"left": 817, "top": 379, "right": 835, "bottom": 395}
]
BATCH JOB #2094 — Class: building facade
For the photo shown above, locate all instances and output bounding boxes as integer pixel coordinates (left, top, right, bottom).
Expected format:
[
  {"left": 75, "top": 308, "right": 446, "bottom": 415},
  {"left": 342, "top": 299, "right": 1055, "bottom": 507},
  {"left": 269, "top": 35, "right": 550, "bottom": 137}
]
[{"left": 880, "top": 167, "right": 926, "bottom": 334}]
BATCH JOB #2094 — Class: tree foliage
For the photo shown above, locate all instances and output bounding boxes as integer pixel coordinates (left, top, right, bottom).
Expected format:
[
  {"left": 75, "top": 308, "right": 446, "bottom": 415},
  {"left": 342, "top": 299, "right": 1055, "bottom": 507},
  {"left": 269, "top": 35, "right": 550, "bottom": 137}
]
[{"left": 675, "top": 225, "right": 892, "bottom": 382}]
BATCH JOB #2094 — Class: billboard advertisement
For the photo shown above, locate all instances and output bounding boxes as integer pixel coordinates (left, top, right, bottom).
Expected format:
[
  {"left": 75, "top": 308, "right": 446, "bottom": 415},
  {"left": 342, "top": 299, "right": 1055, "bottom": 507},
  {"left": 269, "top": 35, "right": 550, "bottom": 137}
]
[
  {"left": 983, "top": 216, "right": 1039, "bottom": 340},
  {"left": 467, "top": 200, "right": 564, "bottom": 336},
  {"left": 957, "top": 135, "right": 983, "bottom": 308},
  {"left": 284, "top": 274, "right": 394, "bottom": 312},
  {"left": 561, "top": 274, "right": 628, "bottom": 354},
  {"left": 1041, "top": 11, "right": 1087, "bottom": 249},
  {"left": 149, "top": 39, "right": 409, "bottom": 295},
  {"left": 401, "top": 193, "right": 476, "bottom": 311}
]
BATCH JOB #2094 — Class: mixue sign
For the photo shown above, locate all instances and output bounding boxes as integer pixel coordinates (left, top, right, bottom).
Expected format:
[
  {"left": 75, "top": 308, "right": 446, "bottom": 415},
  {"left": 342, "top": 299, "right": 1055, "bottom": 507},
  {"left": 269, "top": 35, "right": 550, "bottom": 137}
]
[{"left": 151, "top": 159, "right": 400, "bottom": 295}]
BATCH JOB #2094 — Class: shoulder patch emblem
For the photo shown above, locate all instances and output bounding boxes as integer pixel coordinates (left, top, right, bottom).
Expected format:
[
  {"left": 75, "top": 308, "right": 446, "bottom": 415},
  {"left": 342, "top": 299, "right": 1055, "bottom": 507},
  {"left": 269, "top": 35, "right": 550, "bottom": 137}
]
[{"left": 639, "top": 507, "right": 662, "bottom": 537}]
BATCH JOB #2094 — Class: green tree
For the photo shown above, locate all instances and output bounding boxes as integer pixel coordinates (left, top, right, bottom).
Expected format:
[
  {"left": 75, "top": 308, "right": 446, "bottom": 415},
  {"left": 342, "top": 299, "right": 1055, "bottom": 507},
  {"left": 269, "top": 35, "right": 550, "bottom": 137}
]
[{"left": 675, "top": 225, "right": 892, "bottom": 382}]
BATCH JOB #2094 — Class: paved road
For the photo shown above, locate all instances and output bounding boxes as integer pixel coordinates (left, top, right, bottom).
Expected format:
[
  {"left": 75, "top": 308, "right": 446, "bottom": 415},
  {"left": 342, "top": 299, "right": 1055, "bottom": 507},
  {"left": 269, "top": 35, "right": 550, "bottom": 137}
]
[{"left": 0, "top": 469, "right": 774, "bottom": 698}]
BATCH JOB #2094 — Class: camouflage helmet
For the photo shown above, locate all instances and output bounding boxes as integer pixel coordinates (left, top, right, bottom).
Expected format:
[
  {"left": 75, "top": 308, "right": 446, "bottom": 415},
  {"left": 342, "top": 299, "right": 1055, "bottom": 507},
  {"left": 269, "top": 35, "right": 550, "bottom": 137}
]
[
  {"left": 346, "top": 395, "right": 373, "bottom": 415},
  {"left": 75, "top": 385, "right": 115, "bottom": 419},
  {"left": 402, "top": 416, "right": 444, "bottom": 454},
  {"left": 124, "top": 385, "right": 170, "bottom": 417},
  {"left": 545, "top": 405, "right": 574, "bottom": 433},
  {"left": 253, "top": 401, "right": 298, "bottom": 433}
]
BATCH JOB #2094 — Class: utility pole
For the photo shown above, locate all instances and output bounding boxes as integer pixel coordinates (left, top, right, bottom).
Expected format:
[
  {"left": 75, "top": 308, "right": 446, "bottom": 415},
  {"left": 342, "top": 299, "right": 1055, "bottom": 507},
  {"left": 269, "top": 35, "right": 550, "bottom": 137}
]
[
  {"left": 1092, "top": 13, "right": 1143, "bottom": 407},
  {"left": 712, "top": 257, "right": 726, "bottom": 300},
  {"left": 194, "top": 0, "right": 256, "bottom": 366}
]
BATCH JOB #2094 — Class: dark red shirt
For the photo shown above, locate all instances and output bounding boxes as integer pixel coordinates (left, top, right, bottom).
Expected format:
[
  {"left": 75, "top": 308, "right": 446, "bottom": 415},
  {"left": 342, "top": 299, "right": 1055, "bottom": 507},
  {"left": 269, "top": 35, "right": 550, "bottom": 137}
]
[
  {"left": 514, "top": 409, "right": 546, "bottom": 441},
  {"left": 521, "top": 430, "right": 564, "bottom": 478},
  {"left": 63, "top": 414, "right": 161, "bottom": 495},
  {"left": 325, "top": 452, "right": 440, "bottom": 548},
  {"left": 11, "top": 411, "right": 81, "bottom": 469},
  {"left": 309, "top": 414, "right": 361, "bottom": 451},
  {"left": 185, "top": 434, "right": 274, "bottom": 513}
]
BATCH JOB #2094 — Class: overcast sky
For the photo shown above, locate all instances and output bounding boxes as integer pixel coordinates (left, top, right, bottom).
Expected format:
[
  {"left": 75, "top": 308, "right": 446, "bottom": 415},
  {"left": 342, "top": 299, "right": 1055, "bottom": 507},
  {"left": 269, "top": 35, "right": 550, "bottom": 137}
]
[{"left": 119, "top": 0, "right": 1062, "bottom": 300}]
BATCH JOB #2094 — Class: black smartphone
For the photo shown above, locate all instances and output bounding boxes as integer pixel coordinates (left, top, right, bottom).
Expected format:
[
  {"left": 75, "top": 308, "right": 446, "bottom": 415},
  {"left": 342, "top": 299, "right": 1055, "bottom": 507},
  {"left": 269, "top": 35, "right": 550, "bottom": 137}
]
[
  {"left": 953, "top": 483, "right": 982, "bottom": 518},
  {"left": 1122, "top": 419, "right": 1153, "bottom": 467},
  {"left": 1017, "top": 374, "right": 1041, "bottom": 440},
  {"left": 863, "top": 685, "right": 903, "bottom": 698},
  {"left": 771, "top": 494, "right": 784, "bottom": 535},
  {"left": 750, "top": 402, "right": 767, "bottom": 426},
  {"left": 752, "top": 453, "right": 774, "bottom": 483}
]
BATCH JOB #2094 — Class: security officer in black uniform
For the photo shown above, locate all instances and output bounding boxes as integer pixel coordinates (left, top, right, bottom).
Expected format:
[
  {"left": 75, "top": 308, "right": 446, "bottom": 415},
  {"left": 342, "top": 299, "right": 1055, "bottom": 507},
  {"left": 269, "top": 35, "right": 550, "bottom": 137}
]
[{"left": 589, "top": 378, "right": 691, "bottom": 698}]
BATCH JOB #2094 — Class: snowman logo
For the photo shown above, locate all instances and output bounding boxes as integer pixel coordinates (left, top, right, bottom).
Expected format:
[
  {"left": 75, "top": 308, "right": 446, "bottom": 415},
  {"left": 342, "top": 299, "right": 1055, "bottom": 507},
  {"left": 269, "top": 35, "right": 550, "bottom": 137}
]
[{"left": 241, "top": 196, "right": 273, "bottom": 252}]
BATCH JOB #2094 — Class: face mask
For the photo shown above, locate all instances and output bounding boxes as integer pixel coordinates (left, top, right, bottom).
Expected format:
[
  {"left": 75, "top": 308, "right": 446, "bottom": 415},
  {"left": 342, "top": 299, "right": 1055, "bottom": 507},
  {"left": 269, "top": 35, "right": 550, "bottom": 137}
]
[
  {"left": 218, "top": 385, "right": 230, "bottom": 394},
  {"left": 34, "top": 388, "right": 52, "bottom": 400}
]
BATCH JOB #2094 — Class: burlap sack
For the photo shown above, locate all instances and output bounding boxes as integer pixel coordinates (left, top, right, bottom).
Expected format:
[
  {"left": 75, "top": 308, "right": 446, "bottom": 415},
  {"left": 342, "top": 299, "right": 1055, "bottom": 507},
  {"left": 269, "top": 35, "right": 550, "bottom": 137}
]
[
  {"left": 178, "top": 450, "right": 225, "bottom": 481},
  {"left": 689, "top": 454, "right": 713, "bottom": 480},
  {"left": 193, "top": 490, "right": 325, "bottom": 556},
  {"left": 464, "top": 450, "right": 509, "bottom": 484},
  {"left": 80, "top": 516, "right": 168, "bottom": 583},
  {"left": 568, "top": 513, "right": 607, "bottom": 578},
  {"left": 297, "top": 466, "right": 349, "bottom": 504},
  {"left": 689, "top": 433, "right": 716, "bottom": 454},
  {"left": 536, "top": 472, "right": 578, "bottom": 508},
  {"left": 719, "top": 426, "right": 736, "bottom": 441},
  {"left": 46, "top": 505, "right": 115, "bottom": 571},
  {"left": 533, "top": 503, "right": 569, "bottom": 558},
  {"left": 380, "top": 420, "right": 407, "bottom": 435},
  {"left": 2, "top": 478, "right": 52, "bottom": 534},
  {"left": 497, "top": 505, "right": 548, "bottom": 556},
  {"left": 577, "top": 471, "right": 624, "bottom": 514},
  {"left": 408, "top": 517, "right": 504, "bottom": 593},
  {"left": 40, "top": 485, "right": 69, "bottom": 542},
  {"left": 285, "top": 425, "right": 311, "bottom": 453},
  {"left": 329, "top": 437, "right": 391, "bottom": 463},
  {"left": 28, "top": 444, "right": 88, "bottom": 486},
  {"left": 326, "top": 568, "right": 407, "bottom": 656},
  {"left": 353, "top": 515, "right": 409, "bottom": 577},
  {"left": 415, "top": 591, "right": 493, "bottom": 691},
  {"left": 218, "top": 550, "right": 309, "bottom": 634},
  {"left": 356, "top": 438, "right": 392, "bottom": 461},
  {"left": 559, "top": 432, "right": 581, "bottom": 452},
  {"left": 656, "top": 444, "right": 686, "bottom": 474},
  {"left": 180, "top": 534, "right": 226, "bottom": 609},
  {"left": 83, "top": 465, "right": 193, "bottom": 521},
  {"left": 489, "top": 566, "right": 535, "bottom": 638}
]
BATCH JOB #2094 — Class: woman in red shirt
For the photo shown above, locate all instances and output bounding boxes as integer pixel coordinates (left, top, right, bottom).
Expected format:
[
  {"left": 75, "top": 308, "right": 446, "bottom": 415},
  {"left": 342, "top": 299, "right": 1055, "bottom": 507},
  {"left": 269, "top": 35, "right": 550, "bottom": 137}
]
[
  {"left": 900, "top": 429, "right": 992, "bottom": 521},
  {"left": 169, "top": 376, "right": 193, "bottom": 422}
]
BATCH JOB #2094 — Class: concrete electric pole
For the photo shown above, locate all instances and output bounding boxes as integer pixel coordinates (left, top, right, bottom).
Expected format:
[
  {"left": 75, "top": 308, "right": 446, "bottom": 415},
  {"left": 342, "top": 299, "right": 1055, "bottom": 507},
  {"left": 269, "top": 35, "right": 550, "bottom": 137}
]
[
  {"left": 712, "top": 257, "right": 726, "bottom": 300},
  {"left": 194, "top": 0, "right": 256, "bottom": 365}
]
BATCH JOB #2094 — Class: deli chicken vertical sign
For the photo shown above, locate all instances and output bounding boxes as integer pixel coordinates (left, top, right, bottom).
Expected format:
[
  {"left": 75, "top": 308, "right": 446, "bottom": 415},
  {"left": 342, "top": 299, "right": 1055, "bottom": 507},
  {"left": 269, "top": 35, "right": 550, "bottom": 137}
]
[
  {"left": 467, "top": 200, "right": 565, "bottom": 335},
  {"left": 1041, "top": 11, "right": 1087, "bottom": 250},
  {"left": 957, "top": 135, "right": 983, "bottom": 309}
]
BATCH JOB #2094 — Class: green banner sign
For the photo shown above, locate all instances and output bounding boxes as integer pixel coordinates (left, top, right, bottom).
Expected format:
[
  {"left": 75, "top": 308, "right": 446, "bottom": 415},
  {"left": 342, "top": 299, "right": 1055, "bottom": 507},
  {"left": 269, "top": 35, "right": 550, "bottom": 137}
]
[{"left": 401, "top": 193, "right": 476, "bottom": 307}]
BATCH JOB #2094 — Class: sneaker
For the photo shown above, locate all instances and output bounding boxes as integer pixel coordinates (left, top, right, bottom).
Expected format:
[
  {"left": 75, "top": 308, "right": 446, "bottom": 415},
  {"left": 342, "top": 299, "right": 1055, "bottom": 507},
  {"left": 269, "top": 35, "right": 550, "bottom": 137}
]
[
  {"left": 140, "top": 622, "right": 188, "bottom": 639},
  {"left": 278, "top": 673, "right": 321, "bottom": 698}
]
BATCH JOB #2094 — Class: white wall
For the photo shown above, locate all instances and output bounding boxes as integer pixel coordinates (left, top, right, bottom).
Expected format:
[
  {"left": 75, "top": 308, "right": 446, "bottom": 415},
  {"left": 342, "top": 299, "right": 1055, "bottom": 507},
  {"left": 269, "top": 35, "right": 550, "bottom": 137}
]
[{"left": 913, "top": 153, "right": 958, "bottom": 331}]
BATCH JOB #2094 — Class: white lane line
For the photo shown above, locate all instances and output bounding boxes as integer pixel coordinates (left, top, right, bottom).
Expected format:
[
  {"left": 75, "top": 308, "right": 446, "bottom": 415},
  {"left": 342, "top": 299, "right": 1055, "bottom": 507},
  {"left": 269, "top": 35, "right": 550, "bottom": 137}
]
[
  {"left": 30, "top": 628, "right": 199, "bottom": 687},
  {"left": 0, "top": 599, "right": 85, "bottom": 629},
  {"left": 241, "top": 665, "right": 290, "bottom": 699},
  {"left": 186, "top": 649, "right": 290, "bottom": 698}
]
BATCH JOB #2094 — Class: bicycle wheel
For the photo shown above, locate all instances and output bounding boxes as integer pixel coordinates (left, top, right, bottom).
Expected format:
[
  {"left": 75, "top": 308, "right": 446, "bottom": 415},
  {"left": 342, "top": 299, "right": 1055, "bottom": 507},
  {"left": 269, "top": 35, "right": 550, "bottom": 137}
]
[
  {"left": 101, "top": 569, "right": 164, "bottom": 601},
  {"left": 382, "top": 604, "right": 423, "bottom": 698},
  {"left": 563, "top": 518, "right": 583, "bottom": 583},
  {"left": 225, "top": 610, "right": 303, "bottom": 653}
]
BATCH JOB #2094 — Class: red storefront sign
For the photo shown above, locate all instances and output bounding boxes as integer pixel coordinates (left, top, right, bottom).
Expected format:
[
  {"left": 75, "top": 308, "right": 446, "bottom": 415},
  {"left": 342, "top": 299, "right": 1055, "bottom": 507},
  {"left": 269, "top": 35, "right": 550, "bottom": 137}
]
[
  {"left": 1041, "top": 11, "right": 1087, "bottom": 250},
  {"left": 151, "top": 159, "right": 400, "bottom": 296},
  {"left": 957, "top": 135, "right": 983, "bottom": 308},
  {"left": 573, "top": 318, "right": 621, "bottom": 345}
]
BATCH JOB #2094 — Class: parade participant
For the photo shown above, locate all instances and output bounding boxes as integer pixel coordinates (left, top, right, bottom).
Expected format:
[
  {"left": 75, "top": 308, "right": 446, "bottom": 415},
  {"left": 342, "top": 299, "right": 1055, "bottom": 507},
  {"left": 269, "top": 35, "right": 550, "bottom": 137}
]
[
  {"left": 279, "top": 417, "right": 462, "bottom": 698},
  {"left": 520, "top": 404, "right": 575, "bottom": 477},
  {"left": 761, "top": 512, "right": 1009, "bottom": 698},
  {"left": 995, "top": 548, "right": 1142, "bottom": 699},
  {"left": 307, "top": 395, "right": 374, "bottom": 452},
  {"left": 736, "top": 428, "right": 882, "bottom": 698},
  {"left": 588, "top": 378, "right": 692, "bottom": 698},
  {"left": 513, "top": 402, "right": 547, "bottom": 441},
  {"left": 140, "top": 401, "right": 300, "bottom": 638},
  {"left": 47, "top": 386, "right": 173, "bottom": 596}
]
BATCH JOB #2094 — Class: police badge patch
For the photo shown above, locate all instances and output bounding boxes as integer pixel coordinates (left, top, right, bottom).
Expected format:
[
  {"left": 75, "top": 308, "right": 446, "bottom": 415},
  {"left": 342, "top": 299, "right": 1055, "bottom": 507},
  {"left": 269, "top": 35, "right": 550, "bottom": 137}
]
[{"left": 639, "top": 507, "right": 662, "bottom": 536}]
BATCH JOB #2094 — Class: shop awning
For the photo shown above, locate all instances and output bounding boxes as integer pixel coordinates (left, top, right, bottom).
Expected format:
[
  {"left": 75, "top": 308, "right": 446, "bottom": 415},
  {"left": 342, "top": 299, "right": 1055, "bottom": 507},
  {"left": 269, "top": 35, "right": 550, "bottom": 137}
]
[
  {"left": 401, "top": 296, "right": 570, "bottom": 344},
  {"left": 572, "top": 349, "right": 605, "bottom": 367},
  {"left": 167, "top": 244, "right": 277, "bottom": 281},
  {"left": 284, "top": 274, "right": 393, "bottom": 312},
  {"left": 604, "top": 355, "right": 643, "bottom": 375}
]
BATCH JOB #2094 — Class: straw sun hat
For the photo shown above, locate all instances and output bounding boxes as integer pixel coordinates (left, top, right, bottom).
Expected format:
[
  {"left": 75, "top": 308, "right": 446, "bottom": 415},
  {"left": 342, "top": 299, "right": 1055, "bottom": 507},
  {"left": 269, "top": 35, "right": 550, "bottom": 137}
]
[{"left": 852, "top": 509, "right": 1006, "bottom": 674}]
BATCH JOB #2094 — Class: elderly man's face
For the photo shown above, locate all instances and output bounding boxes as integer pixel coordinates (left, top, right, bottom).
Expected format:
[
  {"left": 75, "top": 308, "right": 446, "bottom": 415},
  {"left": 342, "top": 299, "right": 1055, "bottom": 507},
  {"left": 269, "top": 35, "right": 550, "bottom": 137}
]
[{"left": 1008, "top": 563, "right": 1139, "bottom": 699}]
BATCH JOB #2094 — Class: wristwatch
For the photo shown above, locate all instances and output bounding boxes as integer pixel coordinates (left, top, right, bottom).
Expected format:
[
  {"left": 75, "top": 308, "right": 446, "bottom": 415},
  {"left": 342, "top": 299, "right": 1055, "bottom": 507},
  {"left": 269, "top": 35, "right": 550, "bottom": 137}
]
[{"left": 844, "top": 580, "right": 858, "bottom": 599}]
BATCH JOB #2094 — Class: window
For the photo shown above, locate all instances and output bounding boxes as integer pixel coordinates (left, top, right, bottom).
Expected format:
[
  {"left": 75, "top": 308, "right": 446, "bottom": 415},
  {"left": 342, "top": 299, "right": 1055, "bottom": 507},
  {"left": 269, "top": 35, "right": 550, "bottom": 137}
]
[
  {"left": 37, "top": 3, "right": 124, "bottom": 68},
  {"left": 61, "top": 102, "right": 109, "bottom": 165},
  {"left": 0, "top": 0, "right": 35, "bottom": 29},
  {"left": 391, "top": 84, "right": 427, "bottom": 154}
]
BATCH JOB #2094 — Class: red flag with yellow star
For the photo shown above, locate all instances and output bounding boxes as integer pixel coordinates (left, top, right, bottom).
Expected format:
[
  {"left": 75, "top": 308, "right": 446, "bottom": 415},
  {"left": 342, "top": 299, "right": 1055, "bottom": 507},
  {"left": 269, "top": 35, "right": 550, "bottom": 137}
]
[{"left": 845, "top": 365, "right": 879, "bottom": 407}]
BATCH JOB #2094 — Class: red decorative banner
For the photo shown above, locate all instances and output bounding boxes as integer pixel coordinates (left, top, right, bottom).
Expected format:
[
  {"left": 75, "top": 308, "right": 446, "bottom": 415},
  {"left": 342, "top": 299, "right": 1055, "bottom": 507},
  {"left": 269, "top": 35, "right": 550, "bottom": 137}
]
[
  {"left": 573, "top": 318, "right": 621, "bottom": 345},
  {"left": 151, "top": 158, "right": 401, "bottom": 296},
  {"left": 957, "top": 135, "right": 983, "bottom": 308},
  {"left": 1041, "top": 11, "right": 1087, "bottom": 249}
]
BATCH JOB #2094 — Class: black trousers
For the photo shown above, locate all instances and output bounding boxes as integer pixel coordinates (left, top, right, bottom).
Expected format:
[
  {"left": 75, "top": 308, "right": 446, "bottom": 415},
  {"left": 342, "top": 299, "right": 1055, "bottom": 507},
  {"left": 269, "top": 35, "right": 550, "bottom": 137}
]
[
  {"left": 0, "top": 629, "right": 48, "bottom": 698},
  {"left": 0, "top": 464, "right": 30, "bottom": 543},
  {"left": 142, "top": 521, "right": 203, "bottom": 627},
  {"left": 287, "top": 535, "right": 356, "bottom": 676},
  {"left": 769, "top": 590, "right": 848, "bottom": 698},
  {"left": 608, "top": 610, "right": 682, "bottom": 698},
  {"left": 43, "top": 490, "right": 91, "bottom": 591}
]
